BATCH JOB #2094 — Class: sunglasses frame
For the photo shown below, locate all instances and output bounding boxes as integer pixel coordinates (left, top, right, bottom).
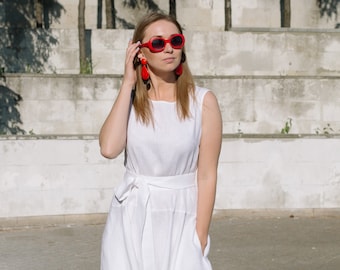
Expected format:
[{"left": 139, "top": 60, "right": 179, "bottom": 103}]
[{"left": 139, "top": 34, "right": 185, "bottom": 53}]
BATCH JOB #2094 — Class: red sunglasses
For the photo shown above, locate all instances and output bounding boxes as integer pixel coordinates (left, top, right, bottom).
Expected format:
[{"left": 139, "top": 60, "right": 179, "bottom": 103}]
[{"left": 139, "top": 34, "right": 185, "bottom": 53}]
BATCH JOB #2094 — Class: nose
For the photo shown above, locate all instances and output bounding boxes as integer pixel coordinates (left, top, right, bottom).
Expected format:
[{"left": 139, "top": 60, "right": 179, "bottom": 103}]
[{"left": 163, "top": 42, "right": 173, "bottom": 53}]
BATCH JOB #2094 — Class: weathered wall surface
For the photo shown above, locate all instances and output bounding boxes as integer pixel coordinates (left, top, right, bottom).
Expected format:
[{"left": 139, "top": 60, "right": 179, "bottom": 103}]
[
  {"left": 2, "top": 29, "right": 340, "bottom": 75},
  {"left": 232, "top": 0, "right": 340, "bottom": 29},
  {"left": 1, "top": 136, "right": 340, "bottom": 219},
  {"left": 90, "top": 29, "right": 340, "bottom": 77},
  {"left": 3, "top": 28, "right": 339, "bottom": 135},
  {"left": 0, "top": 136, "right": 122, "bottom": 218},
  {"left": 1, "top": 0, "right": 338, "bottom": 30},
  {"left": 4, "top": 74, "right": 340, "bottom": 135},
  {"left": 1, "top": 1, "right": 340, "bottom": 222}
]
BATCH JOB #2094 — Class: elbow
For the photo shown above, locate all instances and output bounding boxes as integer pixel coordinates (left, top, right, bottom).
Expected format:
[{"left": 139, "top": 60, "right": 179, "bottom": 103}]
[
  {"left": 100, "top": 147, "right": 119, "bottom": 159},
  {"left": 100, "top": 141, "right": 125, "bottom": 159},
  {"left": 100, "top": 148, "right": 118, "bottom": 159},
  {"left": 99, "top": 135, "right": 126, "bottom": 159}
]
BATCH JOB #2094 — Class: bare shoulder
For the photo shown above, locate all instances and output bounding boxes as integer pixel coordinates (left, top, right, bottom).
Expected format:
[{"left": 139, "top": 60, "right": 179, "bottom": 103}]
[
  {"left": 202, "top": 90, "right": 220, "bottom": 112},
  {"left": 201, "top": 89, "right": 222, "bottom": 135}
]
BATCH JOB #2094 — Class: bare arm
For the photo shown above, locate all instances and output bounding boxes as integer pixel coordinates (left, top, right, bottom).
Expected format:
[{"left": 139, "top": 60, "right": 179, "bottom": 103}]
[
  {"left": 196, "top": 90, "right": 222, "bottom": 253},
  {"left": 99, "top": 40, "right": 140, "bottom": 159}
]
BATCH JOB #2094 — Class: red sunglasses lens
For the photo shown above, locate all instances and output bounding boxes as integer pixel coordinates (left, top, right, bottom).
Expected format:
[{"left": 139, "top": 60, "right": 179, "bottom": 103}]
[
  {"left": 170, "top": 35, "right": 184, "bottom": 48},
  {"left": 151, "top": 39, "right": 165, "bottom": 50}
]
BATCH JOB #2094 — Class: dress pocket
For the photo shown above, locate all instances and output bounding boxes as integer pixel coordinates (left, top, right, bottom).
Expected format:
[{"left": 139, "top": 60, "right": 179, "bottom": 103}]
[{"left": 193, "top": 230, "right": 211, "bottom": 257}]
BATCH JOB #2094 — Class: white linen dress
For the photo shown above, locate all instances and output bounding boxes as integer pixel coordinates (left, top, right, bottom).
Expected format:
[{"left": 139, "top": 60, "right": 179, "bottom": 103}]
[{"left": 101, "top": 86, "right": 212, "bottom": 270}]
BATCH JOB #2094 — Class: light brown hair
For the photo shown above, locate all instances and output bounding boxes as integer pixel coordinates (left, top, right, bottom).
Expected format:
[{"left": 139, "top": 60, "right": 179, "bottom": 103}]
[{"left": 132, "top": 12, "right": 195, "bottom": 124}]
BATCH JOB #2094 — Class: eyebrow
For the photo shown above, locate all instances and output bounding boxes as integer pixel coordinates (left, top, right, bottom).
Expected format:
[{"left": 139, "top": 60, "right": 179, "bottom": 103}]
[{"left": 149, "top": 33, "right": 179, "bottom": 39}]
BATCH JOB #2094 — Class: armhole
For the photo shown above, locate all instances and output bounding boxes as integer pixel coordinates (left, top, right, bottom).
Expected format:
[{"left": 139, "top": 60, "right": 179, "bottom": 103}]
[{"left": 195, "top": 86, "right": 210, "bottom": 109}]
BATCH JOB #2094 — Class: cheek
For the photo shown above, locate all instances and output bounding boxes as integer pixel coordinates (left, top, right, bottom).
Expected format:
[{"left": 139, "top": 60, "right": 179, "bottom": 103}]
[
  {"left": 143, "top": 50, "right": 156, "bottom": 62},
  {"left": 146, "top": 55, "right": 159, "bottom": 67}
]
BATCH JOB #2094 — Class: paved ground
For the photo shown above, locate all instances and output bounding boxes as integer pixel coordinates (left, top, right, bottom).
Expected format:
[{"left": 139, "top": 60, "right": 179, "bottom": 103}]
[{"left": 0, "top": 215, "right": 340, "bottom": 270}]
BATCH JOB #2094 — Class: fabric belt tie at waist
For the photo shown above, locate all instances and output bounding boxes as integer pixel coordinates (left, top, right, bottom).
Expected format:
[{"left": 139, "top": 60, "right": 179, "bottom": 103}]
[{"left": 115, "top": 171, "right": 196, "bottom": 202}]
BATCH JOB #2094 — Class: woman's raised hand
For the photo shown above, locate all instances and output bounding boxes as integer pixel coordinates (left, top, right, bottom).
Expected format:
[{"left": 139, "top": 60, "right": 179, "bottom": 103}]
[{"left": 122, "top": 40, "right": 141, "bottom": 87}]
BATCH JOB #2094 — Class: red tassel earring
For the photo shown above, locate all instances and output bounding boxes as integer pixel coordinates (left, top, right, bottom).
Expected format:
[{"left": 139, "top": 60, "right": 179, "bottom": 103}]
[
  {"left": 175, "top": 64, "right": 183, "bottom": 76},
  {"left": 175, "top": 52, "right": 185, "bottom": 77},
  {"left": 141, "top": 58, "right": 150, "bottom": 81}
]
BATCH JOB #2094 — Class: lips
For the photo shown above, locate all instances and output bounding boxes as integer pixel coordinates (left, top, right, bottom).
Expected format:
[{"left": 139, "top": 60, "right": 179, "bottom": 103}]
[{"left": 163, "top": 57, "right": 176, "bottom": 63}]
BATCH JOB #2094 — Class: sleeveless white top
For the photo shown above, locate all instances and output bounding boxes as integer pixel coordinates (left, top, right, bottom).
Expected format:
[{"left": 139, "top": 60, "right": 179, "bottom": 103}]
[
  {"left": 125, "top": 87, "right": 205, "bottom": 176},
  {"left": 101, "top": 86, "right": 212, "bottom": 270}
]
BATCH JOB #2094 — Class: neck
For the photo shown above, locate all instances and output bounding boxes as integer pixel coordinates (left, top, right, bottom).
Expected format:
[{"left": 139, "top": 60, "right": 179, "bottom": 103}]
[{"left": 148, "top": 79, "right": 176, "bottom": 101}]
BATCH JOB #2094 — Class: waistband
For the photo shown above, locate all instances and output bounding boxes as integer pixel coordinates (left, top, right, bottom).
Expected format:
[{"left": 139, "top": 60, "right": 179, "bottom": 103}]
[
  {"left": 114, "top": 170, "right": 196, "bottom": 203},
  {"left": 125, "top": 170, "right": 196, "bottom": 188}
]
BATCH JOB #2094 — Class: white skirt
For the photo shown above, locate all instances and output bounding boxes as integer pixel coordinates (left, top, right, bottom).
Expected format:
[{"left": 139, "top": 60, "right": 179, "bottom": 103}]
[{"left": 101, "top": 170, "right": 212, "bottom": 270}]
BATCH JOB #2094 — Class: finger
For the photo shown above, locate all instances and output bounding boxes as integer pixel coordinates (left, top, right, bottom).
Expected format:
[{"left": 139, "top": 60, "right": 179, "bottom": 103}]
[
  {"left": 126, "top": 40, "right": 140, "bottom": 52},
  {"left": 126, "top": 42, "right": 141, "bottom": 63}
]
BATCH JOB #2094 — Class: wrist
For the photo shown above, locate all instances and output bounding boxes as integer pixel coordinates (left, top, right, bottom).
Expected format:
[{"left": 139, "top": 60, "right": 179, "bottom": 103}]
[
  {"left": 196, "top": 228, "right": 208, "bottom": 243},
  {"left": 121, "top": 79, "right": 136, "bottom": 90}
]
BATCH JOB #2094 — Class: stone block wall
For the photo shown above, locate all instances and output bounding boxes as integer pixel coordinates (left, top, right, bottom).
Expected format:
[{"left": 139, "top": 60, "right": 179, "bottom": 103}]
[
  {"left": 2, "top": 29, "right": 340, "bottom": 75},
  {"left": 1, "top": 0, "right": 339, "bottom": 31},
  {"left": 1, "top": 1, "right": 340, "bottom": 221},
  {"left": 3, "top": 74, "right": 340, "bottom": 136},
  {"left": 2, "top": 29, "right": 339, "bottom": 135},
  {"left": 1, "top": 136, "right": 340, "bottom": 220}
]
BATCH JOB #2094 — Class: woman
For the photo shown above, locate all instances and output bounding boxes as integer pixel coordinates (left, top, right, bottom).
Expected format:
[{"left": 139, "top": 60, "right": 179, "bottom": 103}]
[{"left": 99, "top": 12, "right": 222, "bottom": 270}]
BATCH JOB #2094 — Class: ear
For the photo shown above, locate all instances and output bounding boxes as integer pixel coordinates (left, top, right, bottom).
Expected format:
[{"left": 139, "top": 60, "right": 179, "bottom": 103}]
[
  {"left": 133, "top": 51, "right": 145, "bottom": 69},
  {"left": 137, "top": 50, "right": 146, "bottom": 61}
]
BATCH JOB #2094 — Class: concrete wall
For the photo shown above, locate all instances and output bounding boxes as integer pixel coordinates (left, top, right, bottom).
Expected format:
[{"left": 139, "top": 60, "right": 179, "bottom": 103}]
[
  {"left": 232, "top": 0, "right": 340, "bottom": 29},
  {"left": 1, "top": 135, "right": 340, "bottom": 219},
  {"left": 1, "top": 0, "right": 339, "bottom": 31},
  {"left": 3, "top": 74, "right": 340, "bottom": 135},
  {"left": 55, "top": 0, "right": 339, "bottom": 30},
  {"left": 1, "top": 1, "right": 340, "bottom": 222},
  {"left": 2, "top": 29, "right": 340, "bottom": 75},
  {"left": 91, "top": 29, "right": 340, "bottom": 77},
  {"left": 3, "top": 27, "right": 340, "bottom": 136}
]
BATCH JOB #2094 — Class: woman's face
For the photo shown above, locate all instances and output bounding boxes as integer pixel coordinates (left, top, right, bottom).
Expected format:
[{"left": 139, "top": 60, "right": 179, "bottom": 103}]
[{"left": 140, "top": 20, "right": 183, "bottom": 77}]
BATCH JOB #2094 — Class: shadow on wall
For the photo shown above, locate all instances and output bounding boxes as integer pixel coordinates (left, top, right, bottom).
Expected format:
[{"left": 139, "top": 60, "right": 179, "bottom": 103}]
[
  {"left": 91, "top": 0, "right": 162, "bottom": 30},
  {"left": 0, "top": 0, "right": 64, "bottom": 73},
  {"left": 317, "top": 0, "right": 340, "bottom": 28},
  {"left": 0, "top": 83, "right": 25, "bottom": 135},
  {"left": 118, "top": 0, "right": 161, "bottom": 28}
]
